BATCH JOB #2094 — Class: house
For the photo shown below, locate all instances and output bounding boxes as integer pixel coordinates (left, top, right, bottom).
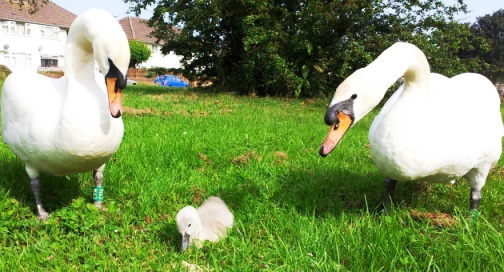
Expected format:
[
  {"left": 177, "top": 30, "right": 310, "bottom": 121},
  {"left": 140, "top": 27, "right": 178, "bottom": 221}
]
[
  {"left": 0, "top": 0, "right": 76, "bottom": 73},
  {"left": 118, "top": 16, "right": 182, "bottom": 69},
  {"left": 0, "top": 1, "right": 181, "bottom": 74}
]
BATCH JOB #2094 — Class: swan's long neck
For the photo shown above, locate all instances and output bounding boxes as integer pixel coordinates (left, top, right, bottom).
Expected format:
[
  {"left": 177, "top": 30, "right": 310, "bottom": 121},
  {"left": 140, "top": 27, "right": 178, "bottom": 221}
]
[
  {"left": 368, "top": 42, "right": 430, "bottom": 93},
  {"left": 332, "top": 42, "right": 431, "bottom": 123},
  {"left": 64, "top": 24, "right": 98, "bottom": 87}
]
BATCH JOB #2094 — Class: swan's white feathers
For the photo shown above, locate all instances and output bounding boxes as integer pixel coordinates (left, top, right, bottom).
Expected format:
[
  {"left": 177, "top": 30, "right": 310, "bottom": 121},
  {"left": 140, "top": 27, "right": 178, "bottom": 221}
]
[
  {"left": 197, "top": 196, "right": 234, "bottom": 241},
  {"left": 1, "top": 9, "right": 129, "bottom": 177},
  {"left": 176, "top": 196, "right": 234, "bottom": 248},
  {"left": 369, "top": 71, "right": 501, "bottom": 183},
  {"left": 68, "top": 9, "right": 130, "bottom": 76},
  {"left": 326, "top": 42, "right": 503, "bottom": 200}
]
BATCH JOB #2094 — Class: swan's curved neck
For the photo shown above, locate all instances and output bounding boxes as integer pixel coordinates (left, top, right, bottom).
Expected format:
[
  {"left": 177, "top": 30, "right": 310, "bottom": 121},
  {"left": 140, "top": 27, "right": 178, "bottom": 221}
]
[
  {"left": 64, "top": 28, "right": 96, "bottom": 83},
  {"left": 340, "top": 43, "right": 432, "bottom": 122},
  {"left": 369, "top": 42, "right": 430, "bottom": 92}
]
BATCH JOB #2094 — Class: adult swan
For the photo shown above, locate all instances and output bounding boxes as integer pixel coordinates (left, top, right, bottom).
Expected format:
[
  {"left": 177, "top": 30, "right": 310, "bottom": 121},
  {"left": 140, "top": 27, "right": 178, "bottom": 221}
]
[
  {"left": 319, "top": 42, "right": 503, "bottom": 211},
  {"left": 1, "top": 9, "right": 130, "bottom": 219}
]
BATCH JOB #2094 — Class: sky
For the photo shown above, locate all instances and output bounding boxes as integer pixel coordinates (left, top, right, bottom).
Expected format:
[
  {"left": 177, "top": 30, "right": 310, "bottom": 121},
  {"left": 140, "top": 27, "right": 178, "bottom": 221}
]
[
  {"left": 450, "top": 0, "right": 504, "bottom": 22},
  {"left": 51, "top": 0, "right": 154, "bottom": 19},
  {"left": 51, "top": 0, "right": 502, "bottom": 22}
]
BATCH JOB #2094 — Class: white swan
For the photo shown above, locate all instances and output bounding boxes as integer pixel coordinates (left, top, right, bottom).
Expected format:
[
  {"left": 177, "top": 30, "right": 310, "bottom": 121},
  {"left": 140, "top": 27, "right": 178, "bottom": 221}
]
[
  {"left": 176, "top": 196, "right": 234, "bottom": 251},
  {"left": 319, "top": 42, "right": 503, "bottom": 210},
  {"left": 1, "top": 9, "right": 130, "bottom": 219}
]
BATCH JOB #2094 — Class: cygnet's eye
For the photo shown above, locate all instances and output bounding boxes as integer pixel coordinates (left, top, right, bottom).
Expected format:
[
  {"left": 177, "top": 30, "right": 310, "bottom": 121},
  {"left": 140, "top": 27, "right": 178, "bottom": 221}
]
[{"left": 188, "top": 223, "right": 191, "bottom": 227}]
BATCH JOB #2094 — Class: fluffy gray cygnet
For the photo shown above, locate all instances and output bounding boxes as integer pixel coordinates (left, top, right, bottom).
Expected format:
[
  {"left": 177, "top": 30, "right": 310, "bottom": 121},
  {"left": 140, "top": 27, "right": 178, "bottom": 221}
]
[{"left": 176, "top": 196, "right": 234, "bottom": 250}]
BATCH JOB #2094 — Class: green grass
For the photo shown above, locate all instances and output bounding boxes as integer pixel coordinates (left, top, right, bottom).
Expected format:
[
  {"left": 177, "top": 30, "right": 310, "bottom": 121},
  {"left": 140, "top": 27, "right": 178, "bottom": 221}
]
[{"left": 1, "top": 80, "right": 503, "bottom": 271}]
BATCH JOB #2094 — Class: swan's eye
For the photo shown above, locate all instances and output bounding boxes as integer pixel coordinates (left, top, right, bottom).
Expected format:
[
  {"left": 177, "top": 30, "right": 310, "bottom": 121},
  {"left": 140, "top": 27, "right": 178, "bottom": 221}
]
[
  {"left": 351, "top": 94, "right": 357, "bottom": 100},
  {"left": 333, "top": 114, "right": 340, "bottom": 130},
  {"left": 188, "top": 223, "right": 191, "bottom": 227}
]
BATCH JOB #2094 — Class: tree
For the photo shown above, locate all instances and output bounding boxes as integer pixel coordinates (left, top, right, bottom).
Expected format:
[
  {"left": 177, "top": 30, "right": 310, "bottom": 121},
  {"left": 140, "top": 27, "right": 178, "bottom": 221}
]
[
  {"left": 125, "top": 0, "right": 485, "bottom": 96},
  {"left": 469, "top": 9, "right": 504, "bottom": 83},
  {"left": 128, "top": 40, "right": 152, "bottom": 68},
  {"left": 8, "top": 0, "right": 48, "bottom": 14}
]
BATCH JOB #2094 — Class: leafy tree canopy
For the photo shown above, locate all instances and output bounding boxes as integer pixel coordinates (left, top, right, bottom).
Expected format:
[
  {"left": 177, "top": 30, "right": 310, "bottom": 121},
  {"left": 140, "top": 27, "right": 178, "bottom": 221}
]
[
  {"left": 8, "top": 0, "right": 48, "bottom": 14},
  {"left": 128, "top": 40, "right": 152, "bottom": 68},
  {"left": 133, "top": 1, "right": 494, "bottom": 95},
  {"left": 469, "top": 9, "right": 504, "bottom": 83}
]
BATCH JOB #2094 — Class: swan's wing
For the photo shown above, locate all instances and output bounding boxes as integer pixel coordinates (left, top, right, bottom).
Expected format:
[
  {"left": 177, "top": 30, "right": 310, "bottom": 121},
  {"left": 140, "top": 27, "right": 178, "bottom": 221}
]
[
  {"left": 369, "top": 83, "right": 404, "bottom": 137},
  {"left": 197, "top": 197, "right": 234, "bottom": 240},
  {"left": 2, "top": 72, "right": 64, "bottom": 152}
]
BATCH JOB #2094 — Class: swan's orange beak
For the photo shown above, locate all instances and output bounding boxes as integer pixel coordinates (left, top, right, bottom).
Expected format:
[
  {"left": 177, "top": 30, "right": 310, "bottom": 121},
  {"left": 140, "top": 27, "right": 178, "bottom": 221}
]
[
  {"left": 106, "top": 77, "right": 123, "bottom": 118},
  {"left": 319, "top": 112, "right": 352, "bottom": 157}
]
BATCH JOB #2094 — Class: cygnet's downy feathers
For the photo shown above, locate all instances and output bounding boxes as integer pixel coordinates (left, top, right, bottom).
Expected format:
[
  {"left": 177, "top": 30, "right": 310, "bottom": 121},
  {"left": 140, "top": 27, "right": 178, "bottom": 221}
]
[{"left": 176, "top": 196, "right": 234, "bottom": 250}]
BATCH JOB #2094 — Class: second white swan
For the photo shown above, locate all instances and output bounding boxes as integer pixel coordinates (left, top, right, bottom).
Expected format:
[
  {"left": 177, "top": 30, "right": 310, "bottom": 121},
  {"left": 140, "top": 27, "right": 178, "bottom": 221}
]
[{"left": 319, "top": 42, "right": 503, "bottom": 210}]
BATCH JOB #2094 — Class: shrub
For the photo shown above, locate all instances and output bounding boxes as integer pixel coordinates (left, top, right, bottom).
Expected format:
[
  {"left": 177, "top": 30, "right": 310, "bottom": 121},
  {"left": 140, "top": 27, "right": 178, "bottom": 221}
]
[{"left": 0, "top": 65, "right": 12, "bottom": 80}]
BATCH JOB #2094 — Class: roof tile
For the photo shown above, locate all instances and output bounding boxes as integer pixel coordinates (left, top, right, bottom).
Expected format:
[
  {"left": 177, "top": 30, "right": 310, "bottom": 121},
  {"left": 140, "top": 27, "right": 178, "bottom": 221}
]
[
  {"left": 119, "top": 16, "right": 158, "bottom": 43},
  {"left": 119, "top": 16, "right": 179, "bottom": 44},
  {"left": 0, "top": 0, "right": 76, "bottom": 28}
]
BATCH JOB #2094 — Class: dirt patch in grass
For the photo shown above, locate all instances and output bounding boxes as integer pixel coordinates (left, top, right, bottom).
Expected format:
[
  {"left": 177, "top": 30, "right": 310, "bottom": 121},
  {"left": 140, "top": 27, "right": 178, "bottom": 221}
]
[
  {"left": 304, "top": 98, "right": 316, "bottom": 105},
  {"left": 232, "top": 150, "right": 261, "bottom": 164},
  {"left": 489, "top": 166, "right": 504, "bottom": 178},
  {"left": 124, "top": 106, "right": 163, "bottom": 116},
  {"left": 410, "top": 209, "right": 456, "bottom": 228},
  {"left": 194, "top": 111, "right": 210, "bottom": 117},
  {"left": 274, "top": 151, "right": 288, "bottom": 159},
  {"left": 273, "top": 151, "right": 288, "bottom": 164},
  {"left": 198, "top": 153, "right": 208, "bottom": 161},
  {"left": 146, "top": 94, "right": 167, "bottom": 101},
  {"left": 198, "top": 153, "right": 212, "bottom": 165},
  {"left": 219, "top": 108, "right": 234, "bottom": 115},
  {"left": 190, "top": 186, "right": 206, "bottom": 206}
]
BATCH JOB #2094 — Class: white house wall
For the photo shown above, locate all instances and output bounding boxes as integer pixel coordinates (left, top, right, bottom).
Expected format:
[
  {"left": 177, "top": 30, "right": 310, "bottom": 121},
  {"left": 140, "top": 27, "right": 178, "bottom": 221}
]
[
  {"left": 139, "top": 44, "right": 182, "bottom": 69},
  {"left": 0, "top": 21, "right": 67, "bottom": 73},
  {"left": 1, "top": 21, "right": 183, "bottom": 73}
]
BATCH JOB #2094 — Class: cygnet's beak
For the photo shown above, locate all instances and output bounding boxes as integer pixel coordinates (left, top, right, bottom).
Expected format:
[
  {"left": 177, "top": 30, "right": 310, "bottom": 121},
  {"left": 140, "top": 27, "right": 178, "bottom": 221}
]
[{"left": 181, "top": 233, "right": 190, "bottom": 251}]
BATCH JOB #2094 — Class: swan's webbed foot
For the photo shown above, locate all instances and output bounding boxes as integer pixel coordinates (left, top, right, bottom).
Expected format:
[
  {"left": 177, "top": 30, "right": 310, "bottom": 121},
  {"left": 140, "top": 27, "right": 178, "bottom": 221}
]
[
  {"left": 469, "top": 189, "right": 481, "bottom": 211},
  {"left": 30, "top": 177, "right": 49, "bottom": 220},
  {"left": 37, "top": 207, "right": 50, "bottom": 220},
  {"left": 384, "top": 178, "right": 397, "bottom": 212},
  {"left": 93, "top": 201, "right": 107, "bottom": 211}
]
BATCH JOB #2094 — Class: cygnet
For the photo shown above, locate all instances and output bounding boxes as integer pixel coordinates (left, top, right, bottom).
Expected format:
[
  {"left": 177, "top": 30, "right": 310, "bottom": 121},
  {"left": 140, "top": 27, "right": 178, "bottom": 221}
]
[{"left": 176, "top": 196, "right": 234, "bottom": 250}]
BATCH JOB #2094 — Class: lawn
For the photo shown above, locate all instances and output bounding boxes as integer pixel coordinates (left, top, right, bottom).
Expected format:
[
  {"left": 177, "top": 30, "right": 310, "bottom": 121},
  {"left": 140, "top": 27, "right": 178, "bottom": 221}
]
[{"left": 1, "top": 80, "right": 503, "bottom": 271}]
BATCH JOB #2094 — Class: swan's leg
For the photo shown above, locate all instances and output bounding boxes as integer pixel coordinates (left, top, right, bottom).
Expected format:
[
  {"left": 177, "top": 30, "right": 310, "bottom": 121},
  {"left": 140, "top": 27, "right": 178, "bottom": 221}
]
[
  {"left": 384, "top": 178, "right": 397, "bottom": 210},
  {"left": 26, "top": 165, "right": 49, "bottom": 219},
  {"left": 30, "top": 177, "right": 49, "bottom": 219},
  {"left": 464, "top": 166, "right": 491, "bottom": 211},
  {"left": 470, "top": 189, "right": 481, "bottom": 211},
  {"left": 93, "top": 165, "right": 106, "bottom": 210}
]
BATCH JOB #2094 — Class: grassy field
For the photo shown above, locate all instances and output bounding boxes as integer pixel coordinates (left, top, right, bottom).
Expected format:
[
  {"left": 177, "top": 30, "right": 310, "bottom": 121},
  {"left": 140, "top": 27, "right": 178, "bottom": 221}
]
[{"left": 1, "top": 80, "right": 503, "bottom": 271}]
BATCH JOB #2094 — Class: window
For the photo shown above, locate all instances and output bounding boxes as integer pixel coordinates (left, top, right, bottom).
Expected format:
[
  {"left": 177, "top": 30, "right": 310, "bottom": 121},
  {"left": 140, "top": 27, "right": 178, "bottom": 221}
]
[
  {"left": 8, "top": 21, "right": 15, "bottom": 34},
  {"left": 3, "top": 53, "right": 32, "bottom": 67},
  {"left": 41, "top": 57, "right": 58, "bottom": 67},
  {"left": 1, "top": 21, "right": 31, "bottom": 35},
  {"left": 15, "top": 23, "right": 24, "bottom": 35},
  {"left": 25, "top": 23, "right": 31, "bottom": 36},
  {"left": 40, "top": 26, "right": 60, "bottom": 39},
  {"left": 1, "top": 23, "right": 8, "bottom": 34},
  {"left": 1, "top": 21, "right": 15, "bottom": 34}
]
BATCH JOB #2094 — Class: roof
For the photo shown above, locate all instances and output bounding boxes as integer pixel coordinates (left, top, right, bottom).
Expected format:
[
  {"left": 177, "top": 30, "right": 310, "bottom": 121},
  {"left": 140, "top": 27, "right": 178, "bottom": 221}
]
[
  {"left": 0, "top": 0, "right": 76, "bottom": 29},
  {"left": 119, "top": 16, "right": 180, "bottom": 44},
  {"left": 119, "top": 16, "right": 158, "bottom": 44}
]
